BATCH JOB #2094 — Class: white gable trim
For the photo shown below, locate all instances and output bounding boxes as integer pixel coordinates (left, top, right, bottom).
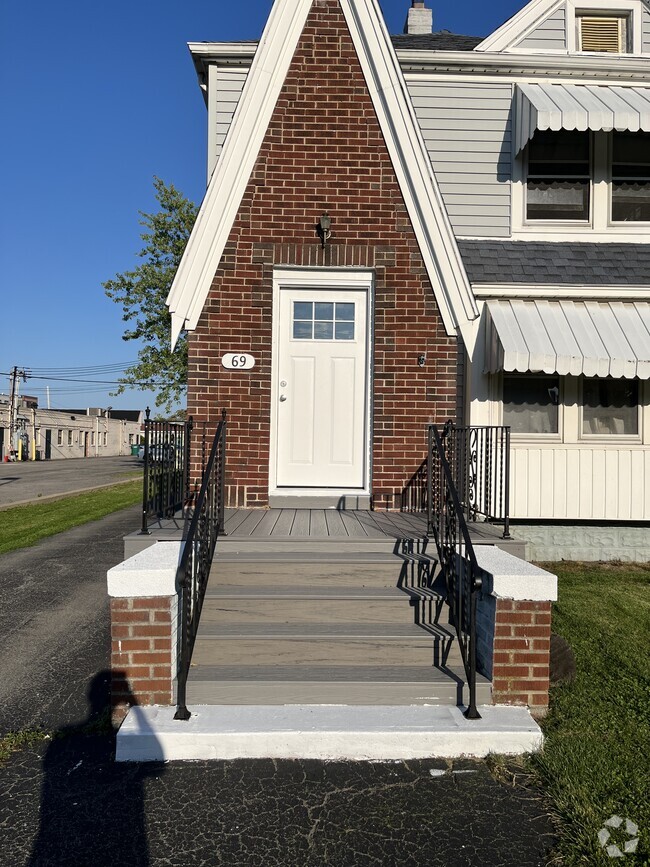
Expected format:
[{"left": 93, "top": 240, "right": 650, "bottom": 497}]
[
  {"left": 475, "top": 0, "right": 566, "bottom": 53},
  {"left": 167, "top": 0, "right": 477, "bottom": 346}
]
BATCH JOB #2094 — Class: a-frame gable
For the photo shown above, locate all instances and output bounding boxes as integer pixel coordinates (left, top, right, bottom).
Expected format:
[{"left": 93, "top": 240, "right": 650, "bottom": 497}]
[
  {"left": 166, "top": 0, "right": 478, "bottom": 347},
  {"left": 475, "top": 0, "right": 566, "bottom": 52}
]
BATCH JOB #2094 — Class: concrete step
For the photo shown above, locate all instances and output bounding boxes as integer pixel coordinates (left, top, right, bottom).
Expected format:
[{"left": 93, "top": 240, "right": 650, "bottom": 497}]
[
  {"left": 216, "top": 538, "right": 429, "bottom": 556},
  {"left": 116, "top": 705, "right": 544, "bottom": 762}
]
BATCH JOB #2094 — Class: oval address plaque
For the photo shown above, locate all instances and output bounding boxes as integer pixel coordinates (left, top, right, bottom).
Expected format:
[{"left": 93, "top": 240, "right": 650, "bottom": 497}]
[{"left": 222, "top": 353, "right": 256, "bottom": 370}]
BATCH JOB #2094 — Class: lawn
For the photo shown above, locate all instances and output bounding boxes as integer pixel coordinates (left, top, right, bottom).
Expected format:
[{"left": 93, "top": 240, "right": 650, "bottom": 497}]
[
  {"left": 532, "top": 561, "right": 650, "bottom": 865},
  {"left": 0, "top": 480, "right": 142, "bottom": 555}
]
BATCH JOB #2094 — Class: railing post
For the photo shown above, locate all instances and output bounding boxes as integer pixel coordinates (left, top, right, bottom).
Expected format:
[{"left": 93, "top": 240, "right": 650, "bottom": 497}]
[
  {"left": 139, "top": 407, "right": 151, "bottom": 535},
  {"left": 426, "top": 425, "right": 433, "bottom": 537},
  {"left": 219, "top": 410, "right": 227, "bottom": 536},
  {"left": 502, "top": 426, "right": 511, "bottom": 539}
]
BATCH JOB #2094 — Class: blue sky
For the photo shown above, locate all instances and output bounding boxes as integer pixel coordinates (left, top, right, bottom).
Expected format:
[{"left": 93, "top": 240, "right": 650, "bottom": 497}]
[{"left": 0, "top": 0, "right": 519, "bottom": 411}]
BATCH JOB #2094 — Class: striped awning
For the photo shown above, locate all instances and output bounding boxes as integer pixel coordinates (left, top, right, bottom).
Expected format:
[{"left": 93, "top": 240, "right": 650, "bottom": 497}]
[
  {"left": 485, "top": 300, "right": 650, "bottom": 379},
  {"left": 515, "top": 83, "right": 650, "bottom": 153}
]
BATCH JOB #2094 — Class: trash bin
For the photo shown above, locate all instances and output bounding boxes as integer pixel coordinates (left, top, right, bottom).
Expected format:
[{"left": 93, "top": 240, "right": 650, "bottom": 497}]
[{"left": 131, "top": 444, "right": 140, "bottom": 456}]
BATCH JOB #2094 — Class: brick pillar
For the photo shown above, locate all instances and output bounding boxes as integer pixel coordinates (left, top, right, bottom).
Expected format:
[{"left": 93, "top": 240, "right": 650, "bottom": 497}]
[
  {"left": 491, "top": 599, "right": 552, "bottom": 716},
  {"left": 107, "top": 543, "right": 180, "bottom": 724},
  {"left": 474, "top": 548, "right": 557, "bottom": 719}
]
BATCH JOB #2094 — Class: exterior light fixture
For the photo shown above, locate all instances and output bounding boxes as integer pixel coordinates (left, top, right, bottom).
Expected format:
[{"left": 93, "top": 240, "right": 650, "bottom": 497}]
[{"left": 318, "top": 212, "right": 332, "bottom": 248}]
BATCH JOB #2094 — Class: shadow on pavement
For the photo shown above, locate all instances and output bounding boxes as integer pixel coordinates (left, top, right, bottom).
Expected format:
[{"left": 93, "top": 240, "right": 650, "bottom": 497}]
[{"left": 27, "top": 671, "right": 164, "bottom": 867}]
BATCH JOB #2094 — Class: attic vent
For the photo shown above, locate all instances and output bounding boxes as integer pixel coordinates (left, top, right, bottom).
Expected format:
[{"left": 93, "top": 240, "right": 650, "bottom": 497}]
[{"left": 577, "top": 14, "right": 628, "bottom": 52}]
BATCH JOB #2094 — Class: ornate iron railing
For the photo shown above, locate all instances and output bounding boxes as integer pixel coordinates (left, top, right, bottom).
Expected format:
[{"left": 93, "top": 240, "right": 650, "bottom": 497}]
[
  {"left": 427, "top": 422, "right": 482, "bottom": 720},
  {"left": 446, "top": 425, "right": 511, "bottom": 537},
  {"left": 175, "top": 412, "right": 227, "bottom": 721},
  {"left": 139, "top": 409, "right": 193, "bottom": 535}
]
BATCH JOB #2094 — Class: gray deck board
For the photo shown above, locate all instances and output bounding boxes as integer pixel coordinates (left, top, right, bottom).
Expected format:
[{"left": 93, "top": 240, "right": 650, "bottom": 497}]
[
  {"left": 253, "top": 510, "right": 282, "bottom": 536},
  {"left": 324, "top": 510, "right": 348, "bottom": 536},
  {"left": 308, "top": 510, "right": 329, "bottom": 536},
  {"left": 271, "top": 509, "right": 296, "bottom": 535},
  {"left": 291, "top": 510, "right": 311, "bottom": 536}
]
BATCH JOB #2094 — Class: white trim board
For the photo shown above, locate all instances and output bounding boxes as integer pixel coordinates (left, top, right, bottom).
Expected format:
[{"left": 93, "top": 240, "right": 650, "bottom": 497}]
[{"left": 167, "top": 0, "right": 478, "bottom": 348}]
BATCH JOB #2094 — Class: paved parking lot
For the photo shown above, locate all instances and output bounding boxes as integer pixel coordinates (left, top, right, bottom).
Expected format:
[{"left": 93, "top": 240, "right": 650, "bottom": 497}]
[{"left": 0, "top": 456, "right": 141, "bottom": 509}]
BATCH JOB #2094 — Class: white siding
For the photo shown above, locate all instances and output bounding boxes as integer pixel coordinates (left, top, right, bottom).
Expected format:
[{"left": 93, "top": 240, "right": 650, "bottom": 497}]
[
  {"left": 514, "top": 5, "right": 567, "bottom": 51},
  {"left": 208, "top": 68, "right": 248, "bottom": 179},
  {"left": 407, "top": 81, "right": 512, "bottom": 238},
  {"left": 643, "top": 6, "right": 650, "bottom": 53},
  {"left": 510, "top": 444, "right": 650, "bottom": 520}
]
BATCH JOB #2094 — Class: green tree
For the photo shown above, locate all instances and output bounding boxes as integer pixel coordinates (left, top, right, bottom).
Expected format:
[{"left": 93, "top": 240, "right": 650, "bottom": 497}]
[{"left": 104, "top": 177, "right": 198, "bottom": 411}]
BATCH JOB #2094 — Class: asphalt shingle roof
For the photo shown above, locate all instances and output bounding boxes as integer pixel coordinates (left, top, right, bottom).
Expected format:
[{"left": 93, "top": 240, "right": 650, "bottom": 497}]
[
  {"left": 390, "top": 32, "right": 483, "bottom": 51},
  {"left": 457, "top": 241, "right": 650, "bottom": 285}
]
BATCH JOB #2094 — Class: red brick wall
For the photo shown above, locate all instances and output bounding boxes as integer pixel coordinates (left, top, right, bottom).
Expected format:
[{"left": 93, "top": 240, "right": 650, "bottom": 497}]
[
  {"left": 187, "top": 0, "right": 458, "bottom": 508},
  {"left": 110, "top": 596, "right": 175, "bottom": 718},
  {"left": 491, "top": 599, "right": 552, "bottom": 716}
]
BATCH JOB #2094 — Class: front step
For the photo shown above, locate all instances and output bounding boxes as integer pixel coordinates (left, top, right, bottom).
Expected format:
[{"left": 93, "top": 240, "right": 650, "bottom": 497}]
[{"left": 116, "top": 705, "right": 543, "bottom": 762}]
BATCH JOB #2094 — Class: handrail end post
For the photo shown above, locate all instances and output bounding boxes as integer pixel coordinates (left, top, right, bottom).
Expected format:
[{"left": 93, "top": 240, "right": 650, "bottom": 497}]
[
  {"left": 174, "top": 705, "right": 191, "bottom": 721},
  {"left": 464, "top": 703, "right": 481, "bottom": 720}
]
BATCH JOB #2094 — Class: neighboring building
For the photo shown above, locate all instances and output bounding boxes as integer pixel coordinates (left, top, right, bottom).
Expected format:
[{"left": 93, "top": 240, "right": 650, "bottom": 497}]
[
  {"left": 166, "top": 0, "right": 650, "bottom": 558},
  {"left": 0, "top": 399, "right": 144, "bottom": 461}
]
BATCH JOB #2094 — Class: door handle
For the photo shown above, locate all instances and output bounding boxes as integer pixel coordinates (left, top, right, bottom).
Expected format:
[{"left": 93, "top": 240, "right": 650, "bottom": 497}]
[{"left": 279, "top": 394, "right": 287, "bottom": 402}]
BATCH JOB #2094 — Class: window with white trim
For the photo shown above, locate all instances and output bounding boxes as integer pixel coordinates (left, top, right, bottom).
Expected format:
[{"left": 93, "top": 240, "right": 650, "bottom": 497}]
[
  {"left": 57, "top": 430, "right": 63, "bottom": 446},
  {"left": 524, "top": 130, "right": 650, "bottom": 225},
  {"left": 67, "top": 430, "right": 73, "bottom": 446}
]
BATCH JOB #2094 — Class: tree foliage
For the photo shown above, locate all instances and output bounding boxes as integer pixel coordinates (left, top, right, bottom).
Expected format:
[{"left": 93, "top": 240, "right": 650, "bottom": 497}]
[{"left": 103, "top": 177, "right": 198, "bottom": 412}]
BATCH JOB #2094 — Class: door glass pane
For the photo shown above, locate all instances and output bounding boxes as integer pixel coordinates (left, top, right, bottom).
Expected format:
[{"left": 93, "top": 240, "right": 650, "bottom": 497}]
[
  {"left": 315, "top": 303, "right": 334, "bottom": 321},
  {"left": 336, "top": 303, "right": 355, "bottom": 321},
  {"left": 293, "top": 320, "right": 313, "bottom": 339},
  {"left": 294, "top": 302, "right": 313, "bottom": 321},
  {"left": 314, "top": 321, "right": 334, "bottom": 339},
  {"left": 582, "top": 378, "right": 638, "bottom": 434},
  {"left": 335, "top": 322, "right": 355, "bottom": 340}
]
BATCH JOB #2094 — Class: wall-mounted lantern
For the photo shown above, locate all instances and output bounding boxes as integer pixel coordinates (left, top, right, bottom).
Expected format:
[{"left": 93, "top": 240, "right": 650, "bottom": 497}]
[{"left": 318, "top": 212, "right": 332, "bottom": 248}]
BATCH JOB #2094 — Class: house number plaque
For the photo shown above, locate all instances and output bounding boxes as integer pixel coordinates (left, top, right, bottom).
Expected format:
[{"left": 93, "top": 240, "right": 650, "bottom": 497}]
[{"left": 222, "top": 353, "right": 256, "bottom": 370}]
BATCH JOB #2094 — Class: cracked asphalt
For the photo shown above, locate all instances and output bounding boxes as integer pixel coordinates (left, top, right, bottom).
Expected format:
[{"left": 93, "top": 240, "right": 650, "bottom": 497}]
[
  {"left": 1, "top": 736, "right": 555, "bottom": 866},
  {"left": 0, "top": 505, "right": 556, "bottom": 866}
]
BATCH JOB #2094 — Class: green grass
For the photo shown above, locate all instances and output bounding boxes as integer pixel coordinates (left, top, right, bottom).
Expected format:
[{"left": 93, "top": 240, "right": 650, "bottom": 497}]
[
  {"left": 0, "top": 480, "right": 142, "bottom": 555},
  {"left": 0, "top": 729, "right": 49, "bottom": 764},
  {"left": 531, "top": 562, "right": 650, "bottom": 865}
]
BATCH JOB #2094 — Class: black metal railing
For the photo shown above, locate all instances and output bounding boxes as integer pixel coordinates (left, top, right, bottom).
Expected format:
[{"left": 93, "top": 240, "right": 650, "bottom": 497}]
[
  {"left": 175, "top": 412, "right": 227, "bottom": 721},
  {"left": 140, "top": 409, "right": 193, "bottom": 535},
  {"left": 446, "top": 425, "right": 511, "bottom": 537},
  {"left": 427, "top": 422, "right": 482, "bottom": 720}
]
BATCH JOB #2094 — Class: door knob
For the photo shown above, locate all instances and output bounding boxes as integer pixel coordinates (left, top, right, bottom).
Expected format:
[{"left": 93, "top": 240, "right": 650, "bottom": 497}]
[{"left": 279, "top": 394, "right": 287, "bottom": 402}]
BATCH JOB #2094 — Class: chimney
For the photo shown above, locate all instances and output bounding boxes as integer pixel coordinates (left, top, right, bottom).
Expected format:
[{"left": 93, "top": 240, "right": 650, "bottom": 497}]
[{"left": 404, "top": 1, "right": 433, "bottom": 35}]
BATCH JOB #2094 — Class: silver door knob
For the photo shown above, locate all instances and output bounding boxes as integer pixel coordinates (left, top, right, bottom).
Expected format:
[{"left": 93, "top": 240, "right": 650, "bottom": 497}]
[{"left": 279, "top": 394, "right": 287, "bottom": 402}]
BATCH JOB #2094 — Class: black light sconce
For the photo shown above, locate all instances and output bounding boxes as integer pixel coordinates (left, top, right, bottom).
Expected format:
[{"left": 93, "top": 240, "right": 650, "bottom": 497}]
[
  {"left": 318, "top": 212, "right": 332, "bottom": 248},
  {"left": 417, "top": 354, "right": 426, "bottom": 367}
]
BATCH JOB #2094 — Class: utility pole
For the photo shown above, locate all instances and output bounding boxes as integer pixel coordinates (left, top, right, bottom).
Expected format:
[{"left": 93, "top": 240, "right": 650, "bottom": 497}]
[{"left": 8, "top": 366, "right": 26, "bottom": 460}]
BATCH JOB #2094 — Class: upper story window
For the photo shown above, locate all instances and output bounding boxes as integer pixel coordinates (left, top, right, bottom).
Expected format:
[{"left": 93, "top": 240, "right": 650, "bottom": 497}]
[
  {"left": 576, "top": 12, "right": 630, "bottom": 52},
  {"left": 525, "top": 130, "right": 650, "bottom": 225},
  {"left": 527, "top": 131, "right": 590, "bottom": 221}
]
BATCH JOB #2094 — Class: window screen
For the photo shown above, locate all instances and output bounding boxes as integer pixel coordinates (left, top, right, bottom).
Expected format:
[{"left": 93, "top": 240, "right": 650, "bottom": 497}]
[
  {"left": 503, "top": 375, "right": 560, "bottom": 434},
  {"left": 582, "top": 378, "right": 638, "bottom": 435},
  {"left": 526, "top": 131, "right": 590, "bottom": 221}
]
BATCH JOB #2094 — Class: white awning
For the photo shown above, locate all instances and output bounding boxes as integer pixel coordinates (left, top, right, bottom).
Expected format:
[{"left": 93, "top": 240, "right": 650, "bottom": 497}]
[
  {"left": 485, "top": 300, "right": 650, "bottom": 379},
  {"left": 515, "top": 83, "right": 650, "bottom": 153}
]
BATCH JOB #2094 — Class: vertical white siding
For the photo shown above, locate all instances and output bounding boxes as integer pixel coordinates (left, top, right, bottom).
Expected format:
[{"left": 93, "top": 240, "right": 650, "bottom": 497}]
[
  {"left": 407, "top": 81, "right": 512, "bottom": 238},
  {"left": 509, "top": 445, "right": 650, "bottom": 519},
  {"left": 514, "top": 5, "right": 567, "bottom": 50}
]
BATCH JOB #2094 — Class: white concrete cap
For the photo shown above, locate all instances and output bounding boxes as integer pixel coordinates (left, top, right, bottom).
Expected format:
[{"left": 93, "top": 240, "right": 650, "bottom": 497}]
[
  {"left": 116, "top": 704, "right": 544, "bottom": 762},
  {"left": 474, "top": 547, "right": 558, "bottom": 602},
  {"left": 107, "top": 541, "right": 183, "bottom": 598}
]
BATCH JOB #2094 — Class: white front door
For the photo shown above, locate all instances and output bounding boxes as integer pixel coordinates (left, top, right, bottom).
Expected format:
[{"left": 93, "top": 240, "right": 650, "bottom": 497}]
[{"left": 275, "top": 287, "right": 369, "bottom": 488}]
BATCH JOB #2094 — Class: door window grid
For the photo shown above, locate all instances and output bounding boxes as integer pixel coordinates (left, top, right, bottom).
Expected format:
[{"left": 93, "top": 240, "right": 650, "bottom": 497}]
[{"left": 293, "top": 301, "right": 355, "bottom": 340}]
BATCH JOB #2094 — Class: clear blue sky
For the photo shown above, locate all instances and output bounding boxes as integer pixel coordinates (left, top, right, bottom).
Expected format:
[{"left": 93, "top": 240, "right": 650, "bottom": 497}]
[{"left": 0, "top": 0, "right": 519, "bottom": 411}]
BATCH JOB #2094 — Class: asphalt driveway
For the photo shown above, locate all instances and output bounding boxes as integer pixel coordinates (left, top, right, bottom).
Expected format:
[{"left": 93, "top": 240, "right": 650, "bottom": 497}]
[{"left": 0, "top": 456, "right": 141, "bottom": 509}]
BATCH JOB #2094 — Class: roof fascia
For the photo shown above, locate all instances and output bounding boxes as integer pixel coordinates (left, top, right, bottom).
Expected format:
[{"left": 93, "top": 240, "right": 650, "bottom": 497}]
[
  {"left": 339, "top": 0, "right": 477, "bottom": 335},
  {"left": 167, "top": 0, "right": 314, "bottom": 345},
  {"left": 475, "top": 0, "right": 564, "bottom": 52}
]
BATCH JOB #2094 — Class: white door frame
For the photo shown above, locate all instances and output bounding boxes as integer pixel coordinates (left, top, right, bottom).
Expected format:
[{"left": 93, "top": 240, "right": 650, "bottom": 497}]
[{"left": 269, "top": 267, "right": 374, "bottom": 498}]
